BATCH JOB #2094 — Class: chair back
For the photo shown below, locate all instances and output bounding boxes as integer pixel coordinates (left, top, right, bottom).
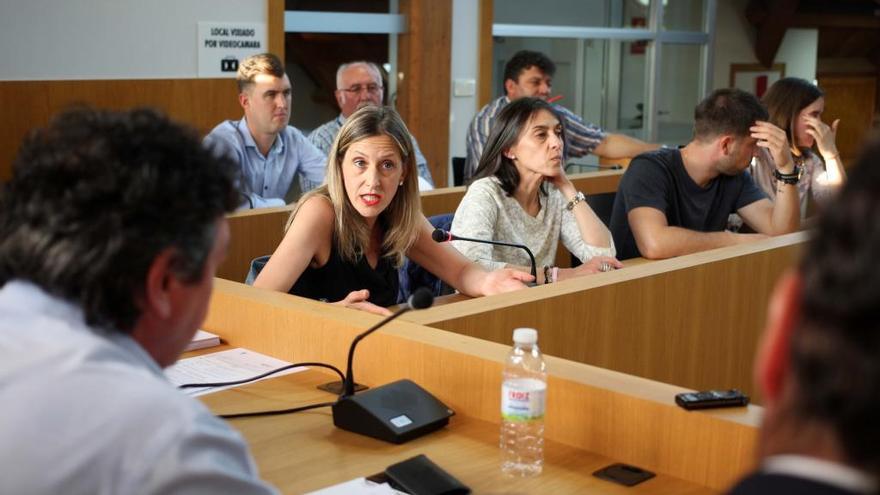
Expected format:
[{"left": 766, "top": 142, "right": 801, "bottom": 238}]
[
  {"left": 245, "top": 255, "right": 271, "bottom": 285},
  {"left": 398, "top": 213, "right": 454, "bottom": 303}
]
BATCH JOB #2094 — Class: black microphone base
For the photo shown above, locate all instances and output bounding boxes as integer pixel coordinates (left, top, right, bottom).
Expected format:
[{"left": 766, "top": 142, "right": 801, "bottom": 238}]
[
  {"left": 317, "top": 380, "right": 368, "bottom": 395},
  {"left": 332, "top": 379, "right": 454, "bottom": 444}
]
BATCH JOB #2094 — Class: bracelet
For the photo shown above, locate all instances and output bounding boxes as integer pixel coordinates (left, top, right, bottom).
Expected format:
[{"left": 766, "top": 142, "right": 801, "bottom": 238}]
[
  {"left": 565, "top": 191, "right": 586, "bottom": 211},
  {"left": 543, "top": 265, "right": 552, "bottom": 284},
  {"left": 551, "top": 266, "right": 559, "bottom": 283},
  {"left": 773, "top": 165, "right": 803, "bottom": 185}
]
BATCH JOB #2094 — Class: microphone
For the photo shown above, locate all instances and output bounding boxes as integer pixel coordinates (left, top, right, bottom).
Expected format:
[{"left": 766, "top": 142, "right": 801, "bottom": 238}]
[
  {"left": 341, "top": 288, "right": 433, "bottom": 397},
  {"left": 433, "top": 228, "right": 537, "bottom": 281},
  {"left": 330, "top": 287, "right": 455, "bottom": 443}
]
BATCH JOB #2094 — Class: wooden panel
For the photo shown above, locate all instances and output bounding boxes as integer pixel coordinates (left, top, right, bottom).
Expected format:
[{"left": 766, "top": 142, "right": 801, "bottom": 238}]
[
  {"left": 404, "top": 232, "right": 808, "bottom": 403},
  {"left": 398, "top": 0, "right": 452, "bottom": 188},
  {"left": 816, "top": 74, "right": 877, "bottom": 164},
  {"left": 267, "top": 0, "right": 285, "bottom": 59},
  {"left": 204, "top": 279, "right": 760, "bottom": 491},
  {"left": 219, "top": 205, "right": 293, "bottom": 282},
  {"left": 0, "top": 78, "right": 241, "bottom": 181}
]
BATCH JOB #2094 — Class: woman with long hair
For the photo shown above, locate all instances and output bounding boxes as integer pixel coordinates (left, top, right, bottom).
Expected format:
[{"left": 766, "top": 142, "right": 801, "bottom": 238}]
[
  {"left": 752, "top": 77, "right": 846, "bottom": 217},
  {"left": 253, "top": 105, "right": 531, "bottom": 314},
  {"left": 452, "top": 97, "right": 620, "bottom": 284}
]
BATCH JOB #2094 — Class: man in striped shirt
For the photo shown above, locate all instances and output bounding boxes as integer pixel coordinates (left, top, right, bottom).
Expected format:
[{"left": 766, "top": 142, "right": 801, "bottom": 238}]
[
  {"left": 465, "top": 50, "right": 658, "bottom": 181},
  {"left": 308, "top": 61, "right": 434, "bottom": 189}
]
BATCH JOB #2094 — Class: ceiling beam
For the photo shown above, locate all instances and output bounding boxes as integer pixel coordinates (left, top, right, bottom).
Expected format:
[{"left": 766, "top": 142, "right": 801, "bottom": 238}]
[
  {"left": 746, "top": 0, "right": 800, "bottom": 68},
  {"left": 792, "top": 13, "right": 880, "bottom": 29}
]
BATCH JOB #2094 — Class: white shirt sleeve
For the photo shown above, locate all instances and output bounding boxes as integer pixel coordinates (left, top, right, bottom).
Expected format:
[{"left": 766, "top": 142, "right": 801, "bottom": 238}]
[{"left": 451, "top": 179, "right": 507, "bottom": 271}]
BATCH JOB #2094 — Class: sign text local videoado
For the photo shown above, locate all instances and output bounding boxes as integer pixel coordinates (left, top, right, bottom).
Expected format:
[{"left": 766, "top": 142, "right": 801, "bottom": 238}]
[{"left": 198, "top": 22, "right": 267, "bottom": 77}]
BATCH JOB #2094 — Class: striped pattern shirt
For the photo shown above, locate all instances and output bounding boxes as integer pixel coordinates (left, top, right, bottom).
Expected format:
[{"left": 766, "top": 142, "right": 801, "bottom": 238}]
[{"left": 464, "top": 96, "right": 607, "bottom": 181}]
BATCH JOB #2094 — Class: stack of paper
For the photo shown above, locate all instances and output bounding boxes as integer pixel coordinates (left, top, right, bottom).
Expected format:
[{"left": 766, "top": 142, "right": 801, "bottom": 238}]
[
  {"left": 166, "top": 348, "right": 304, "bottom": 397},
  {"left": 185, "top": 329, "right": 220, "bottom": 351}
]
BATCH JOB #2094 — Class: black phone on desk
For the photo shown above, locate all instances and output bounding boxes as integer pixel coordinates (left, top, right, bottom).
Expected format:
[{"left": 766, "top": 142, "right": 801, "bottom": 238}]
[{"left": 675, "top": 389, "right": 749, "bottom": 410}]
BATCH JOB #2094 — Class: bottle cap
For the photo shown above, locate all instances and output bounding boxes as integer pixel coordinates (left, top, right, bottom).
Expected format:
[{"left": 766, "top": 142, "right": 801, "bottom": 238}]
[{"left": 512, "top": 328, "right": 538, "bottom": 345}]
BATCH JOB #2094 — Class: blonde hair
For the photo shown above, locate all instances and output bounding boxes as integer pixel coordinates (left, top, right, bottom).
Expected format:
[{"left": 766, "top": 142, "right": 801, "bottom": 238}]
[
  {"left": 287, "top": 105, "right": 421, "bottom": 267},
  {"left": 236, "top": 53, "right": 285, "bottom": 93}
]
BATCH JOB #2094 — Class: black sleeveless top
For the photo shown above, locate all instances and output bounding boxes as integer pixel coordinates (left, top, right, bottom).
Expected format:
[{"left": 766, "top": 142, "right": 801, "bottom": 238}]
[{"left": 289, "top": 243, "right": 399, "bottom": 307}]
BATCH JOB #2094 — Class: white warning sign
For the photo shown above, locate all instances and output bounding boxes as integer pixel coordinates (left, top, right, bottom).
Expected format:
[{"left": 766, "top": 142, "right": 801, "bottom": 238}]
[{"left": 198, "top": 22, "right": 267, "bottom": 78}]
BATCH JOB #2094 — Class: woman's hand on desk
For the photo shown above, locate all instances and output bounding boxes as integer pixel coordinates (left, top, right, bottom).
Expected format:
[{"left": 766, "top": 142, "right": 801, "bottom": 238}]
[
  {"left": 480, "top": 268, "right": 533, "bottom": 295},
  {"left": 332, "top": 289, "right": 393, "bottom": 316},
  {"left": 559, "top": 256, "right": 623, "bottom": 280}
]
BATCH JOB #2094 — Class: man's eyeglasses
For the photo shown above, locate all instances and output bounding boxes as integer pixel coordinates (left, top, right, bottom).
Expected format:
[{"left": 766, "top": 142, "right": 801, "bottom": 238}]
[{"left": 339, "top": 84, "right": 383, "bottom": 95}]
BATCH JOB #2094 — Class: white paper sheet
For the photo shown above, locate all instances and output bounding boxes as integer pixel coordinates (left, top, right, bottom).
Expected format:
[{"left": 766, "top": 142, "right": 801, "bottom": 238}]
[
  {"left": 166, "top": 348, "right": 305, "bottom": 397},
  {"left": 305, "top": 477, "right": 405, "bottom": 495}
]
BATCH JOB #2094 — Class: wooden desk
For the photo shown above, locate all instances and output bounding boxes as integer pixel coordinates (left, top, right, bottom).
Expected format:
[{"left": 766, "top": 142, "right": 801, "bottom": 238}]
[
  {"left": 402, "top": 232, "right": 808, "bottom": 402},
  {"left": 218, "top": 170, "right": 625, "bottom": 282},
  {"left": 203, "top": 368, "right": 720, "bottom": 494},
  {"left": 203, "top": 279, "right": 760, "bottom": 492}
]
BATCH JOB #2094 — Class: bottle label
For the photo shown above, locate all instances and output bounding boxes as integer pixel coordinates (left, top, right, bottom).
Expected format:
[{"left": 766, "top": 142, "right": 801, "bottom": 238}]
[{"left": 501, "top": 378, "right": 546, "bottom": 422}]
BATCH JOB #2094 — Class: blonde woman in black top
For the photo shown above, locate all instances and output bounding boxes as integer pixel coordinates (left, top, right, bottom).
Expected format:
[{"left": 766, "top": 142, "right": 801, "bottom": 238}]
[{"left": 254, "top": 105, "right": 532, "bottom": 314}]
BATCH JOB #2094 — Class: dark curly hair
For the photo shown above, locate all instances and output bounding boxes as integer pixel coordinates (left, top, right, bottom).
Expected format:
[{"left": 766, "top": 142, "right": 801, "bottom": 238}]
[
  {"left": 503, "top": 50, "right": 556, "bottom": 86},
  {"left": 792, "top": 135, "right": 880, "bottom": 475},
  {"left": 693, "top": 88, "right": 768, "bottom": 141},
  {"left": 0, "top": 107, "right": 239, "bottom": 333}
]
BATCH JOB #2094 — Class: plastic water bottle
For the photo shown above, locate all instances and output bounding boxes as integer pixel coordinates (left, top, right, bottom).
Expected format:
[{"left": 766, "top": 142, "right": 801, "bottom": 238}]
[{"left": 500, "top": 328, "right": 547, "bottom": 477}]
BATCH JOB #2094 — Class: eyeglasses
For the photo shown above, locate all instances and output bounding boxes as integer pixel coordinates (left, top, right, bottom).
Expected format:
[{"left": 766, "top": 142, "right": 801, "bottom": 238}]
[{"left": 339, "top": 84, "right": 383, "bottom": 95}]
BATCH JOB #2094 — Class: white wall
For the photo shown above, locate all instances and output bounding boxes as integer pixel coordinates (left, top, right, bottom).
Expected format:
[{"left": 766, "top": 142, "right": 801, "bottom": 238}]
[
  {"left": 448, "top": 0, "right": 480, "bottom": 185},
  {"left": 712, "top": 0, "right": 817, "bottom": 90},
  {"left": 0, "top": 0, "right": 265, "bottom": 80}
]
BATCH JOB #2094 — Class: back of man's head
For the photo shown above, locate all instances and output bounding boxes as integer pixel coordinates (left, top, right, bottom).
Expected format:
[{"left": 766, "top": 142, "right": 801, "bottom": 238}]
[
  {"left": 0, "top": 107, "right": 239, "bottom": 334},
  {"left": 791, "top": 137, "right": 880, "bottom": 475},
  {"left": 693, "top": 88, "right": 768, "bottom": 142},
  {"left": 237, "top": 52, "right": 285, "bottom": 93},
  {"left": 503, "top": 50, "right": 556, "bottom": 84}
]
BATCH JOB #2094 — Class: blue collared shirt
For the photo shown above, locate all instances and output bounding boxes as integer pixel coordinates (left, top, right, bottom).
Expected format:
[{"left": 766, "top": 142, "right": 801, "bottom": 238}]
[
  {"left": 204, "top": 118, "right": 327, "bottom": 209},
  {"left": 308, "top": 114, "right": 435, "bottom": 187}
]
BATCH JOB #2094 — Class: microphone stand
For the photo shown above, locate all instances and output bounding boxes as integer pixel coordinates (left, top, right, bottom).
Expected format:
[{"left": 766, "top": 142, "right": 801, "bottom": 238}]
[
  {"left": 340, "top": 307, "right": 413, "bottom": 397},
  {"left": 329, "top": 288, "right": 454, "bottom": 443},
  {"left": 435, "top": 230, "right": 537, "bottom": 281}
]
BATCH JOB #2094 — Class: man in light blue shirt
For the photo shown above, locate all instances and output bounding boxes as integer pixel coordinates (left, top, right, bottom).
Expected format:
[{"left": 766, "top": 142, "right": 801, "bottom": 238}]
[
  {"left": 205, "top": 53, "right": 326, "bottom": 209},
  {"left": 308, "top": 61, "right": 435, "bottom": 190},
  {"left": 0, "top": 107, "right": 277, "bottom": 494}
]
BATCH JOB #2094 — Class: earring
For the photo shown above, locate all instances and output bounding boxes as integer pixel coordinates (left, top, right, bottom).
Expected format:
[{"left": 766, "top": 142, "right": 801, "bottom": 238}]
[{"left": 399, "top": 181, "right": 403, "bottom": 186}]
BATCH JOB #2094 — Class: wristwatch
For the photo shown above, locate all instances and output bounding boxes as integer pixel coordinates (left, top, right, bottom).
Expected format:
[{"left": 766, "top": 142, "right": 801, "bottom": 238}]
[
  {"left": 566, "top": 191, "right": 586, "bottom": 211},
  {"left": 773, "top": 165, "right": 803, "bottom": 185}
]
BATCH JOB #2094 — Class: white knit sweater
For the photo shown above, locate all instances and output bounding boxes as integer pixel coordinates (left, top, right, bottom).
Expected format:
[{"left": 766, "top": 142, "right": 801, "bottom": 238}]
[{"left": 450, "top": 177, "right": 615, "bottom": 270}]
